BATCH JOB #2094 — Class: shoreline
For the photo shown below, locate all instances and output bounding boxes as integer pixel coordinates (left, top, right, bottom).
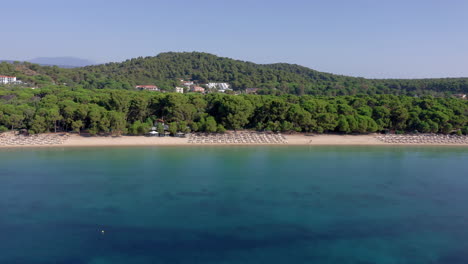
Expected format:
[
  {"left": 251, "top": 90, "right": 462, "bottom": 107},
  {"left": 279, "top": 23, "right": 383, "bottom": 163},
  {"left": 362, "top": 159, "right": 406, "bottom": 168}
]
[{"left": 1, "top": 134, "right": 467, "bottom": 149}]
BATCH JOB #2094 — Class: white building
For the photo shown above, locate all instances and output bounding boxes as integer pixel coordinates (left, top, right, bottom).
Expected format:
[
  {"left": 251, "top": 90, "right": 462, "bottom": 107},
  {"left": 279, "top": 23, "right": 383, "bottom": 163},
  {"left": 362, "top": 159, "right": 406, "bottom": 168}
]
[
  {"left": 135, "top": 85, "right": 160, "bottom": 91},
  {"left": 181, "top": 80, "right": 194, "bottom": 87},
  {"left": 0, "top": 75, "right": 17, "bottom": 84},
  {"left": 175, "top": 87, "right": 184, "bottom": 93},
  {"left": 207, "top": 82, "right": 232, "bottom": 92}
]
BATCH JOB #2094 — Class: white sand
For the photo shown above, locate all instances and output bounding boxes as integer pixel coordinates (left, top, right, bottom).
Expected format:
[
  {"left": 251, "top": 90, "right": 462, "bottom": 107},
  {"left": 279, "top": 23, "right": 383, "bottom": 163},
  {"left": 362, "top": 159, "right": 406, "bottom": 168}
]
[
  {"left": 63, "top": 134, "right": 387, "bottom": 147},
  {"left": 286, "top": 134, "right": 385, "bottom": 145},
  {"left": 1, "top": 133, "right": 466, "bottom": 148},
  {"left": 64, "top": 135, "right": 188, "bottom": 147}
]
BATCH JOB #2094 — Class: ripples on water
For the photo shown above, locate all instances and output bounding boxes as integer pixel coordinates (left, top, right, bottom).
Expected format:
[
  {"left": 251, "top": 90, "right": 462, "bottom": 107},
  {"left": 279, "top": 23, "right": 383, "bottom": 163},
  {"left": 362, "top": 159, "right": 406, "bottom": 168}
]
[{"left": 0, "top": 146, "right": 467, "bottom": 264}]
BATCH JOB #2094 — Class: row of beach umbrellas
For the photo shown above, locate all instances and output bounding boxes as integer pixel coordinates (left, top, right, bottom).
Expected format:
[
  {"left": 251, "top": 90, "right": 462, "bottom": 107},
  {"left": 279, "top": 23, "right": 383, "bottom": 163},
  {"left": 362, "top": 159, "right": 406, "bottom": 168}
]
[
  {"left": 376, "top": 134, "right": 468, "bottom": 144},
  {"left": 188, "top": 132, "right": 287, "bottom": 144},
  {"left": 0, "top": 134, "right": 70, "bottom": 146}
]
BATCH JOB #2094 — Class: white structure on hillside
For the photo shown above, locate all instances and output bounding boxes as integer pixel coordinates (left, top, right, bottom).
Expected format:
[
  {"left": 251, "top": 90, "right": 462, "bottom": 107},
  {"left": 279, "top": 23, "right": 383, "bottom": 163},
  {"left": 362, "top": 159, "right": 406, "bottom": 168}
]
[
  {"left": 0, "top": 75, "right": 17, "bottom": 84},
  {"left": 181, "top": 80, "right": 194, "bottom": 87},
  {"left": 207, "top": 82, "right": 232, "bottom": 92},
  {"left": 175, "top": 87, "right": 184, "bottom": 93},
  {"left": 135, "top": 85, "right": 160, "bottom": 91}
]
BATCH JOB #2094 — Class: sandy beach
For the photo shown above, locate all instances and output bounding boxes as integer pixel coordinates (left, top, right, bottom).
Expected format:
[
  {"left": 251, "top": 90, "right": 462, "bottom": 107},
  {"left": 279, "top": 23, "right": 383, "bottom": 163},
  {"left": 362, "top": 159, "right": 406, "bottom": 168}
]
[{"left": 1, "top": 133, "right": 467, "bottom": 148}]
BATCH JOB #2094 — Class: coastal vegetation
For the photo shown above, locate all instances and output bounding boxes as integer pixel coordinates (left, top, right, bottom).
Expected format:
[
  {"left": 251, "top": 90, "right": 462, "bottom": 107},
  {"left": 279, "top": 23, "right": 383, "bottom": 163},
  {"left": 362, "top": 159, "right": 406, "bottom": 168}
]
[
  {"left": 0, "top": 86, "right": 466, "bottom": 135},
  {"left": 1, "top": 52, "right": 468, "bottom": 96},
  {"left": 1, "top": 52, "right": 466, "bottom": 136}
]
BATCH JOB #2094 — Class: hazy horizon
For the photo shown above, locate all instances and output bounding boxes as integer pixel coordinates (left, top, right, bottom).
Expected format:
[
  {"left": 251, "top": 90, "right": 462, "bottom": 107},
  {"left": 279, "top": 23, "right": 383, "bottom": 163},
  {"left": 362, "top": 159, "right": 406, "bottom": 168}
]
[{"left": 2, "top": 0, "right": 468, "bottom": 79}]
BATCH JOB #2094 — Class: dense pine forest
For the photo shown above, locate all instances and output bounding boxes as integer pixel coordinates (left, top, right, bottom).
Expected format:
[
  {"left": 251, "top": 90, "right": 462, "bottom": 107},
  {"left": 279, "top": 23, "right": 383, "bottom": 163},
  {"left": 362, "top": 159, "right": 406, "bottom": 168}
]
[
  {"left": 1, "top": 52, "right": 467, "bottom": 135},
  {"left": 0, "top": 86, "right": 466, "bottom": 135},
  {"left": 1, "top": 52, "right": 468, "bottom": 96}
]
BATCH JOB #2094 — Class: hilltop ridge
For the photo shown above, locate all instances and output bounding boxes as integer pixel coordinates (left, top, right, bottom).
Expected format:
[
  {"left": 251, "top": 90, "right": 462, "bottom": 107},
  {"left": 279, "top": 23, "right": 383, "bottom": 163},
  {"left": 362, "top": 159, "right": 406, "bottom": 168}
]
[{"left": 1, "top": 52, "right": 468, "bottom": 96}]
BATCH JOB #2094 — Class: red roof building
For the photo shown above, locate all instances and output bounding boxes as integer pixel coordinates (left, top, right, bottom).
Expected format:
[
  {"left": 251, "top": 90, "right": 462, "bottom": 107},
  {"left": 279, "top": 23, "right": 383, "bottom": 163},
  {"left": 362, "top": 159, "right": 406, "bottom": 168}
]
[
  {"left": 190, "top": 86, "right": 205, "bottom": 93},
  {"left": 0, "top": 75, "right": 17, "bottom": 84}
]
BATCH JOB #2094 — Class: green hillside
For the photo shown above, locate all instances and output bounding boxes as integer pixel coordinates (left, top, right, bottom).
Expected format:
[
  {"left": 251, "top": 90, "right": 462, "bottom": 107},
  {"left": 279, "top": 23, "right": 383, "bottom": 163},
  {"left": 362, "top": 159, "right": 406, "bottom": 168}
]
[{"left": 1, "top": 52, "right": 468, "bottom": 96}]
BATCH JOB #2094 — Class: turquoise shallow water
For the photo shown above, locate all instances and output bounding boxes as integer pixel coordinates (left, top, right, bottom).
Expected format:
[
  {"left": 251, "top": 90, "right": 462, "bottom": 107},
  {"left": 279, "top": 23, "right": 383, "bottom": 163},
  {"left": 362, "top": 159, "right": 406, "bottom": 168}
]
[{"left": 1, "top": 146, "right": 468, "bottom": 264}]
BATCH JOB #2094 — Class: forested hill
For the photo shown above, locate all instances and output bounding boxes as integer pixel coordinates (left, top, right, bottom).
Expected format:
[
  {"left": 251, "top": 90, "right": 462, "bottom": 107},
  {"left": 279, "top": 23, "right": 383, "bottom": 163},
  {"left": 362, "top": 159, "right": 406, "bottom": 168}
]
[
  {"left": 80, "top": 52, "right": 347, "bottom": 92},
  {"left": 1, "top": 52, "right": 468, "bottom": 96}
]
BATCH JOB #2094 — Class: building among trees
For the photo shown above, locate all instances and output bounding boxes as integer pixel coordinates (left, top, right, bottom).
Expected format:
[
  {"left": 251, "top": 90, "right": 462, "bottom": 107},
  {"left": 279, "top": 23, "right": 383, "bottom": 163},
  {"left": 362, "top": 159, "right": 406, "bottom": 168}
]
[
  {"left": 0, "top": 75, "right": 17, "bottom": 84},
  {"left": 190, "top": 86, "right": 205, "bottom": 93},
  {"left": 135, "top": 85, "right": 159, "bottom": 91},
  {"left": 246, "top": 88, "right": 261, "bottom": 94},
  {"left": 181, "top": 80, "right": 194, "bottom": 87},
  {"left": 207, "top": 82, "right": 232, "bottom": 92}
]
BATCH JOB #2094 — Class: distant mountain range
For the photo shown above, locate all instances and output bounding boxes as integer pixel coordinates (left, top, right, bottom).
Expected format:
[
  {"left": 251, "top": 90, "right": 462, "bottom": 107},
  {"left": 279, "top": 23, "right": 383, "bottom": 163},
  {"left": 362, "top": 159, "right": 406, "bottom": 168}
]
[
  {"left": 1, "top": 57, "right": 95, "bottom": 68},
  {"left": 29, "top": 57, "right": 96, "bottom": 67}
]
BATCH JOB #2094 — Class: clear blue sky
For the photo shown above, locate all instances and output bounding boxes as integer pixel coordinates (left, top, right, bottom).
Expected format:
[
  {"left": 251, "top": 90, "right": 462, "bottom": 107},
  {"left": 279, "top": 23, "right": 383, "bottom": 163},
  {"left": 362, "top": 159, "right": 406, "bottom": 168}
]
[{"left": 2, "top": 0, "right": 467, "bottom": 78}]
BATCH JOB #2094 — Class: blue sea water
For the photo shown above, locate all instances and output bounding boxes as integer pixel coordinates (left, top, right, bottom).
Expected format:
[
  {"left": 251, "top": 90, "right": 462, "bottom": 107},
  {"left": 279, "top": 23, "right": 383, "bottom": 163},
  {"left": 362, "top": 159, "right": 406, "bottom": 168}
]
[{"left": 0, "top": 146, "right": 468, "bottom": 264}]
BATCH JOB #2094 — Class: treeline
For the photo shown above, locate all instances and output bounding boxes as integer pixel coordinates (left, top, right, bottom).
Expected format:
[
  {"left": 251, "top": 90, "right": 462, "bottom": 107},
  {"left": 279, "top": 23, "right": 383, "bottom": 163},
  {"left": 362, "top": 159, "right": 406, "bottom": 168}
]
[
  {"left": 0, "top": 86, "right": 467, "bottom": 135},
  {"left": 2, "top": 52, "right": 468, "bottom": 96}
]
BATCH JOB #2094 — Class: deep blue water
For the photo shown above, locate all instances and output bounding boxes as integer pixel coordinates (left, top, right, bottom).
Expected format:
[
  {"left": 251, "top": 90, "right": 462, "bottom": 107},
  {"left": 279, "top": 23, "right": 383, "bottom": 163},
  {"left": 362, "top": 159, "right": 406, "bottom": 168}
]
[{"left": 1, "top": 146, "right": 468, "bottom": 264}]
